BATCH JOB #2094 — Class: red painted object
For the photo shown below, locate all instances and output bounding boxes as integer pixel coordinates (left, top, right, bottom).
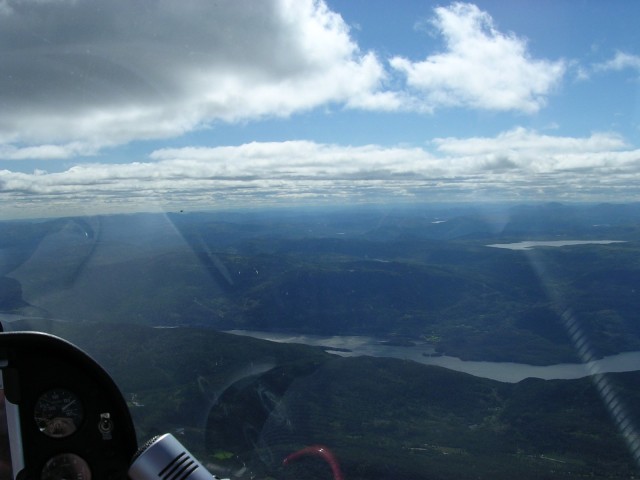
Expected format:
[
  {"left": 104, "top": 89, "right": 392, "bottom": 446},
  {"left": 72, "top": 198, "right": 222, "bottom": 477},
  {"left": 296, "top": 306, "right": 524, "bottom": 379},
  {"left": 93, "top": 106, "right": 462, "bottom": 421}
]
[{"left": 283, "top": 445, "right": 345, "bottom": 480}]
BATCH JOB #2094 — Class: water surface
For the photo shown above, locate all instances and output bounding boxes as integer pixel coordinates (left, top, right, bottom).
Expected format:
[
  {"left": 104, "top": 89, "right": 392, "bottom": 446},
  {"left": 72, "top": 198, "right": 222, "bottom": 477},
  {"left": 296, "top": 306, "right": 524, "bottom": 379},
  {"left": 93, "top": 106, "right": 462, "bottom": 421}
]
[
  {"left": 227, "top": 329, "right": 640, "bottom": 383},
  {"left": 487, "top": 240, "right": 626, "bottom": 250}
]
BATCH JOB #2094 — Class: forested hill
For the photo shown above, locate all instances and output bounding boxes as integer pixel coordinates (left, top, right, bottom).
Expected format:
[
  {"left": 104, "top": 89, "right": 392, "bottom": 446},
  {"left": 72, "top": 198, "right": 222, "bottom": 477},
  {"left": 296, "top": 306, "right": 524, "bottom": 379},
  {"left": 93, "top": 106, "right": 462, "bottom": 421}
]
[
  {"left": 9, "top": 319, "right": 640, "bottom": 480},
  {"left": 2, "top": 202, "right": 640, "bottom": 364}
]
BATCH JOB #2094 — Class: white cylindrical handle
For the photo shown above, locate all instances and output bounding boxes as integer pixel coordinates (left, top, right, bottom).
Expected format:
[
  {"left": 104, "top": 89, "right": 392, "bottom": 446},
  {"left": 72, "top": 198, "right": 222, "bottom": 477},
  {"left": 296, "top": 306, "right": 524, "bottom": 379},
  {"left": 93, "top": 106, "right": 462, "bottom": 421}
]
[{"left": 128, "top": 433, "right": 214, "bottom": 480}]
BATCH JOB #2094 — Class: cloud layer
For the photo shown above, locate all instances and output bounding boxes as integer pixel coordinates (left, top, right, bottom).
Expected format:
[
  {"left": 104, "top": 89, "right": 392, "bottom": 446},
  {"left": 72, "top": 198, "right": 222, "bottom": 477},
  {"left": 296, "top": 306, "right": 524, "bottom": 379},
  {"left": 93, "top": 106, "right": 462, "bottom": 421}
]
[
  {"left": 0, "top": 1, "right": 637, "bottom": 216},
  {"left": 0, "top": 0, "right": 566, "bottom": 157},
  {"left": 3, "top": 129, "right": 639, "bottom": 217}
]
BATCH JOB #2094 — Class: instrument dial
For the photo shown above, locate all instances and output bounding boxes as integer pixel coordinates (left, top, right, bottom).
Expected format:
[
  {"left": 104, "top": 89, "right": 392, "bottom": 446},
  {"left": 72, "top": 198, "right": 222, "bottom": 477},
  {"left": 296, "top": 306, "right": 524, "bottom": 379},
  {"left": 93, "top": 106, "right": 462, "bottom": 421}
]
[
  {"left": 34, "top": 388, "right": 84, "bottom": 438},
  {"left": 41, "top": 453, "right": 91, "bottom": 480}
]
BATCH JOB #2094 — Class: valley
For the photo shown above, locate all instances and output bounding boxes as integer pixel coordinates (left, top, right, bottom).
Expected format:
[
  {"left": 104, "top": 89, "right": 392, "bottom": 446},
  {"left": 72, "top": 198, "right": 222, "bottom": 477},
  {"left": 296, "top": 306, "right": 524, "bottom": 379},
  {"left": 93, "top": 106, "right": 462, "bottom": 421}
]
[{"left": 1, "top": 202, "right": 640, "bottom": 478}]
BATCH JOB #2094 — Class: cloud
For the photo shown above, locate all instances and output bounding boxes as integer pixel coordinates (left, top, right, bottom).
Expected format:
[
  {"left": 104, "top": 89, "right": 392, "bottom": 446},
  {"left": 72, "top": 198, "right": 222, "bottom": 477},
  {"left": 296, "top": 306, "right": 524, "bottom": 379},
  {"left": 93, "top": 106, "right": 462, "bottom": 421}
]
[
  {"left": 3, "top": 130, "right": 640, "bottom": 218},
  {"left": 578, "top": 51, "right": 640, "bottom": 81},
  {"left": 0, "top": 0, "right": 572, "bottom": 160},
  {"left": 0, "top": 143, "right": 98, "bottom": 160},
  {"left": 594, "top": 51, "right": 640, "bottom": 73},
  {"left": 1, "top": 2, "right": 637, "bottom": 219},
  {"left": 149, "top": 141, "right": 439, "bottom": 178},
  {"left": 0, "top": 0, "right": 388, "bottom": 151},
  {"left": 389, "top": 2, "right": 565, "bottom": 113},
  {"left": 433, "top": 128, "right": 637, "bottom": 174},
  {"left": 434, "top": 127, "right": 628, "bottom": 157}
]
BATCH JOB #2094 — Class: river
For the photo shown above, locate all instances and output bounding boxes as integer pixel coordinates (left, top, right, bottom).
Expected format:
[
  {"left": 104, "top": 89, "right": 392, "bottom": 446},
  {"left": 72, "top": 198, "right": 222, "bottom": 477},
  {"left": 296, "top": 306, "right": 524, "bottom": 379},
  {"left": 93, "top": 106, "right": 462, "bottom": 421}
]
[
  {"left": 226, "top": 329, "right": 640, "bottom": 383},
  {"left": 4, "top": 312, "right": 638, "bottom": 384}
]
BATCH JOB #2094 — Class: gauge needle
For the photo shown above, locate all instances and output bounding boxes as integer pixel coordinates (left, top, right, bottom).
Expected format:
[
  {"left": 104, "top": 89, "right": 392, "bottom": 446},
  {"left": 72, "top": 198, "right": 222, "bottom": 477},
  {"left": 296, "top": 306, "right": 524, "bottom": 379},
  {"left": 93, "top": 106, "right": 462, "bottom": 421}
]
[{"left": 62, "top": 399, "right": 77, "bottom": 411}]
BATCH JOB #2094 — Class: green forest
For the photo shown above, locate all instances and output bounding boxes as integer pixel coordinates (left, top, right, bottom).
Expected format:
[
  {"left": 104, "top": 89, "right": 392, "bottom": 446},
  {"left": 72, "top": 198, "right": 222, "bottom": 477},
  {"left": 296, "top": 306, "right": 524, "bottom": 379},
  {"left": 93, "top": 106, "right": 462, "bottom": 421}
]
[
  {"left": 2, "top": 202, "right": 640, "bottom": 478},
  {"left": 2, "top": 203, "right": 640, "bottom": 365},
  {"left": 12, "top": 319, "right": 640, "bottom": 480}
]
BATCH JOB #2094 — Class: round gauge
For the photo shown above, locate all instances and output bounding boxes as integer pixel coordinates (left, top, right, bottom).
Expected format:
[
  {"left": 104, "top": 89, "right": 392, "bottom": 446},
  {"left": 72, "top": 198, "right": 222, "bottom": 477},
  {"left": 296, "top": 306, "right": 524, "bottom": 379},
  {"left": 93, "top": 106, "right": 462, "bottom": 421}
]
[
  {"left": 41, "top": 453, "right": 91, "bottom": 480},
  {"left": 34, "top": 388, "right": 84, "bottom": 438}
]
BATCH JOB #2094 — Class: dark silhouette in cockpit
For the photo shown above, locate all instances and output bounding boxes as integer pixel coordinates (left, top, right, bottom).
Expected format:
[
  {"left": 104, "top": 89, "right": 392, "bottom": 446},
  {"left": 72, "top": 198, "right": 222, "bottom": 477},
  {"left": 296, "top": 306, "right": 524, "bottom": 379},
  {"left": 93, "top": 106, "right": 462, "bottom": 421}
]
[{"left": 0, "top": 392, "right": 12, "bottom": 479}]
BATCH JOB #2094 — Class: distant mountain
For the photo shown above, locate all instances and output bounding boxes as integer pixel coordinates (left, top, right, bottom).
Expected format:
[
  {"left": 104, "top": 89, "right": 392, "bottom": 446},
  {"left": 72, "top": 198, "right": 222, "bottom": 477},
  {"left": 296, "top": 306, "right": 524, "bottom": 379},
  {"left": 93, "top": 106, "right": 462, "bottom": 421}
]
[{"left": 2, "top": 203, "right": 640, "bottom": 364}]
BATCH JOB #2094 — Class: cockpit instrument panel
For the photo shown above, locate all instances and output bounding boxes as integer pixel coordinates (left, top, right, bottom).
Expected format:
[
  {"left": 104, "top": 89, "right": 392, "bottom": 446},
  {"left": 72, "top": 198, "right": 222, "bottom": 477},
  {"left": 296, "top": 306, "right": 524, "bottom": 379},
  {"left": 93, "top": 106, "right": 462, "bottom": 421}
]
[{"left": 0, "top": 332, "right": 138, "bottom": 480}]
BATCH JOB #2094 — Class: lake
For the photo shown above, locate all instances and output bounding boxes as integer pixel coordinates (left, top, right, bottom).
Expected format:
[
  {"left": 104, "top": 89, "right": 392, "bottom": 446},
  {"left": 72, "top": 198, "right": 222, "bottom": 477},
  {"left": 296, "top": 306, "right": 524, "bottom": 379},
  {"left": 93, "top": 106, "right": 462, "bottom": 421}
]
[
  {"left": 226, "top": 329, "right": 640, "bottom": 383},
  {"left": 486, "top": 240, "right": 626, "bottom": 250}
]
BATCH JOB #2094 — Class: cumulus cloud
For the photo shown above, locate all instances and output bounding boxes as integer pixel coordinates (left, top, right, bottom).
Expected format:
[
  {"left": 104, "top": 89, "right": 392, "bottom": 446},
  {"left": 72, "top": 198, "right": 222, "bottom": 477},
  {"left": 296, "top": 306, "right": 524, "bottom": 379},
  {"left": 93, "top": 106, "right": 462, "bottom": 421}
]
[
  {"left": 389, "top": 2, "right": 565, "bottom": 113},
  {"left": 3, "top": 130, "right": 640, "bottom": 217},
  {"left": 0, "top": 0, "right": 570, "bottom": 158},
  {"left": 0, "top": 0, "right": 389, "bottom": 151}
]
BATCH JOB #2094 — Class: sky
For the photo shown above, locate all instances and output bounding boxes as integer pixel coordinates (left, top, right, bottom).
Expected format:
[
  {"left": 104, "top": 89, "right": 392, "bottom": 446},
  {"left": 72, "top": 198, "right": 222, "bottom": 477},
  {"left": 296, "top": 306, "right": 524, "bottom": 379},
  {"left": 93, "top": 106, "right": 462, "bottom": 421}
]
[{"left": 1, "top": 0, "right": 640, "bottom": 218}]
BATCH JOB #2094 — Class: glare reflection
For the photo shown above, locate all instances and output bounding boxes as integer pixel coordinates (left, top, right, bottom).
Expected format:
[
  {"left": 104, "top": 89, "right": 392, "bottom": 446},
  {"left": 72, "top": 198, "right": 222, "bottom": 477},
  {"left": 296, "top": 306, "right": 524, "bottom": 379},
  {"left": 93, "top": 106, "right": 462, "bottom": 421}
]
[{"left": 528, "top": 249, "right": 640, "bottom": 467}]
